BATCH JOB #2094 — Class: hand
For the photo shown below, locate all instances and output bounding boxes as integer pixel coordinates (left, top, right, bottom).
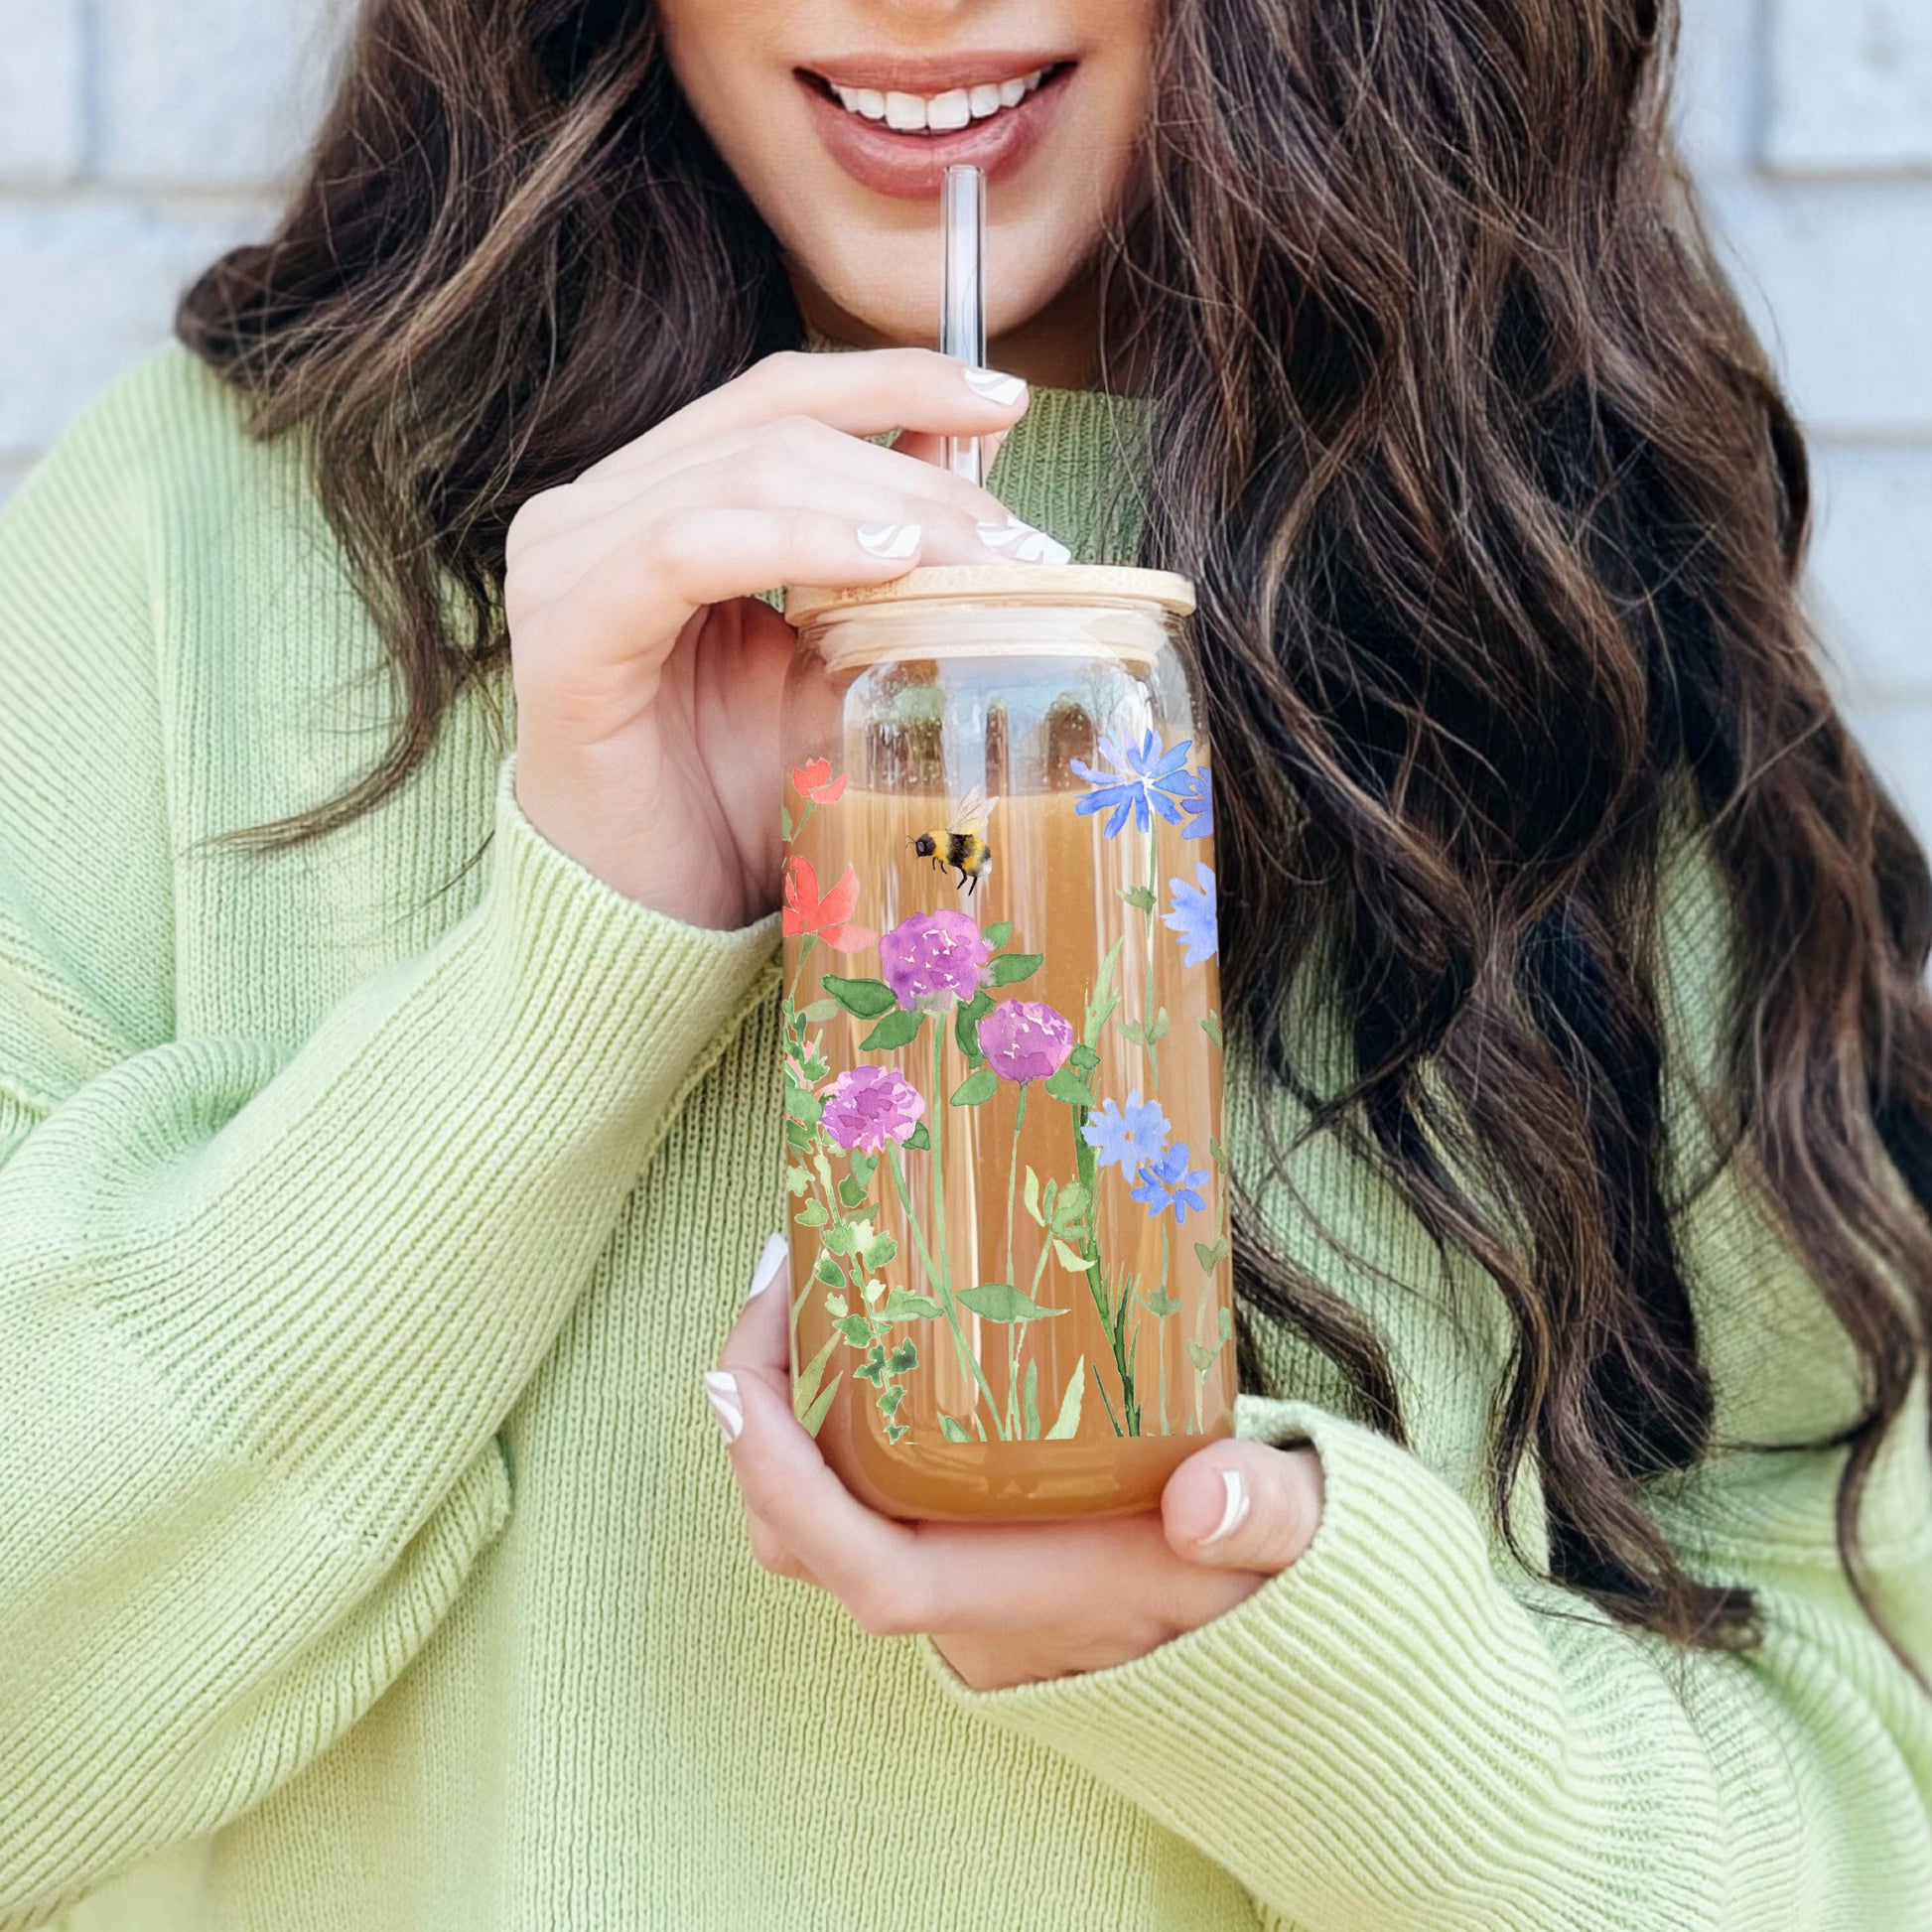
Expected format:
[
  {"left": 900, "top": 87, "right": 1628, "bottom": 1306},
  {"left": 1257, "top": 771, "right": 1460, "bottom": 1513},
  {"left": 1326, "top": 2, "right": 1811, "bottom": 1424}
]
[
  {"left": 706, "top": 1238, "right": 1326, "bottom": 1693},
  {"left": 504, "top": 349, "right": 1048, "bottom": 930}
]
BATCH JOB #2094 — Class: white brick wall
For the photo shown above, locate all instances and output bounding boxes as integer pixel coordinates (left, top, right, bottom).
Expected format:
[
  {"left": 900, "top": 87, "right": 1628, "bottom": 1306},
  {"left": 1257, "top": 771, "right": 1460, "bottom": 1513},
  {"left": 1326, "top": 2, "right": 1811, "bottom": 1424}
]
[{"left": 0, "top": 0, "right": 1925, "bottom": 833}]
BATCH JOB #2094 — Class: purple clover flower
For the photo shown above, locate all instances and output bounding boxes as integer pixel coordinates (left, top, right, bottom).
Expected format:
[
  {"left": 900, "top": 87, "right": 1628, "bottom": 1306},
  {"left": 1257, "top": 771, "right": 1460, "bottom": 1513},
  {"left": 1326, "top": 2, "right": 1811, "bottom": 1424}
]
[
  {"left": 1081, "top": 1089, "right": 1172, "bottom": 1173},
  {"left": 1162, "top": 864, "right": 1218, "bottom": 968},
  {"left": 818, "top": 1065, "right": 926, "bottom": 1153},
  {"left": 1130, "top": 1143, "right": 1211, "bottom": 1223},
  {"left": 879, "top": 910, "right": 992, "bottom": 1011},
  {"left": 978, "top": 1001, "right": 1074, "bottom": 1085},
  {"left": 1070, "top": 731, "right": 1195, "bottom": 839}
]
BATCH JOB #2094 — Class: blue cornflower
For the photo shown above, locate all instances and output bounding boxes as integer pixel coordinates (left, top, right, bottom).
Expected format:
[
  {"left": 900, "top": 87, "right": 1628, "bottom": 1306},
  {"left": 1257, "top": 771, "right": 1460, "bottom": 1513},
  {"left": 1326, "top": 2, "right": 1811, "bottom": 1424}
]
[
  {"left": 1070, "top": 731, "right": 1194, "bottom": 839},
  {"left": 1081, "top": 1089, "right": 1172, "bottom": 1173},
  {"left": 1161, "top": 864, "right": 1218, "bottom": 968},
  {"left": 1130, "top": 1143, "right": 1211, "bottom": 1224},
  {"left": 1169, "top": 764, "right": 1214, "bottom": 841}
]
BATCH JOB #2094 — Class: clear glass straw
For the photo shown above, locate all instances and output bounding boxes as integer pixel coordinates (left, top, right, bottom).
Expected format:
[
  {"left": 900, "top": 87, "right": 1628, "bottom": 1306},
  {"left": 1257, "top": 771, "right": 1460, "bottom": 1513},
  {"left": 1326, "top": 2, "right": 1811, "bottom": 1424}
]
[{"left": 941, "top": 164, "right": 986, "bottom": 487}]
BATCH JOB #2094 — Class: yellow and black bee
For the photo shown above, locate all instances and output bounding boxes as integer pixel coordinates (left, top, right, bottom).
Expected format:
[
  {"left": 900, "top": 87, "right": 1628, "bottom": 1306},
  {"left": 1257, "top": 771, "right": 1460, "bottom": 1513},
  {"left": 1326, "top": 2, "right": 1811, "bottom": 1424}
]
[{"left": 910, "top": 787, "right": 999, "bottom": 896}]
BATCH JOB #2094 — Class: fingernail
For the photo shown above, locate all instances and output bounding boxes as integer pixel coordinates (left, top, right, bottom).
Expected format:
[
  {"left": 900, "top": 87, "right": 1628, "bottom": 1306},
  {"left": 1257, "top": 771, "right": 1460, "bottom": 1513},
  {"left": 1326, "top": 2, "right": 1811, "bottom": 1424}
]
[
  {"left": 748, "top": 1231, "right": 788, "bottom": 1301},
  {"left": 963, "top": 365, "right": 1027, "bottom": 405},
  {"left": 857, "top": 521, "right": 921, "bottom": 561},
  {"left": 1196, "top": 1467, "right": 1251, "bottom": 1548},
  {"left": 703, "top": 1370, "right": 744, "bottom": 1443},
  {"left": 976, "top": 518, "right": 1072, "bottom": 567}
]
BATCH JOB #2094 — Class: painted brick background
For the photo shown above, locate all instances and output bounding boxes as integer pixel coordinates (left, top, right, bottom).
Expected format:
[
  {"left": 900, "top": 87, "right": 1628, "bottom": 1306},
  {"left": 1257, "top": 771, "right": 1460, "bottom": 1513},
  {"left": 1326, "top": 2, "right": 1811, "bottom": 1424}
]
[{"left": 0, "top": 0, "right": 1925, "bottom": 834}]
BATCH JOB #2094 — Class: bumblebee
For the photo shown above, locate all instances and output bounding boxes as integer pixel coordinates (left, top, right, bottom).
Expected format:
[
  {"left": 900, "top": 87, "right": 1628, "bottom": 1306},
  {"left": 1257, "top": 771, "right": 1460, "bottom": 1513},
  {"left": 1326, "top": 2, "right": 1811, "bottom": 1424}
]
[{"left": 911, "top": 787, "right": 999, "bottom": 896}]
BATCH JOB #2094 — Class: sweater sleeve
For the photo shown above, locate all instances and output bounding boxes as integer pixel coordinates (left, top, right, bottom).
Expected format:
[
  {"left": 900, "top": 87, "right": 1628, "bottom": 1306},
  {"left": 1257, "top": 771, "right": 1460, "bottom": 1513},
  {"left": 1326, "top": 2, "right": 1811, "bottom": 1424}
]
[
  {"left": 0, "top": 383, "right": 780, "bottom": 1925},
  {"left": 918, "top": 1388, "right": 1932, "bottom": 1930}
]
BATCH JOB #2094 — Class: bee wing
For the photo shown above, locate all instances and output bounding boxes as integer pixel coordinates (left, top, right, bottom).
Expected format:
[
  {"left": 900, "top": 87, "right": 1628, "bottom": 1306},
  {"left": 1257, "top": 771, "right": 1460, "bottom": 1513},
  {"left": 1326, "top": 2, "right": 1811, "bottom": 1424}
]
[{"left": 949, "top": 786, "right": 999, "bottom": 834}]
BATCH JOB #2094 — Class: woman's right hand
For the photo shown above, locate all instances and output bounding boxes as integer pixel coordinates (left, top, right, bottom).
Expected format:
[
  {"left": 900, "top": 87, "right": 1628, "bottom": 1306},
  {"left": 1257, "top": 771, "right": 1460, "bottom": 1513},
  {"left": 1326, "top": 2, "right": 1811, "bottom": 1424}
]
[{"left": 505, "top": 348, "right": 1051, "bottom": 930}]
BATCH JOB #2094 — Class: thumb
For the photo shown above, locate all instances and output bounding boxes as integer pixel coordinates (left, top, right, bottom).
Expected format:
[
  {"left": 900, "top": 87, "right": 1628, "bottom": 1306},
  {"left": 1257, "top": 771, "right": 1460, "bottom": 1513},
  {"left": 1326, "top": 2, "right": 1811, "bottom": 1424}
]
[{"left": 1163, "top": 1441, "right": 1325, "bottom": 1575}]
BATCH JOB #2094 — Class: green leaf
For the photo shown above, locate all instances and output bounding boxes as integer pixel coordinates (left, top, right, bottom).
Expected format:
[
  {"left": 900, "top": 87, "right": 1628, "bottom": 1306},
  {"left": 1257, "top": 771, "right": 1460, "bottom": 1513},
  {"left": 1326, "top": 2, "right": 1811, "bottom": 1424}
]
[
  {"left": 821, "top": 975, "right": 897, "bottom": 1019},
  {"left": 950, "top": 1066, "right": 999, "bottom": 1108},
  {"left": 784, "top": 1084, "right": 822, "bottom": 1125},
  {"left": 1193, "top": 1238, "right": 1230, "bottom": 1273},
  {"left": 780, "top": 804, "right": 794, "bottom": 841},
  {"left": 988, "top": 952, "right": 1043, "bottom": 986},
  {"left": 879, "top": 1383, "right": 905, "bottom": 1415},
  {"left": 937, "top": 1412, "right": 972, "bottom": 1444},
  {"left": 860, "top": 1009, "right": 925, "bottom": 1051},
  {"left": 799, "top": 998, "right": 840, "bottom": 1025},
  {"left": 1200, "top": 1012, "right": 1224, "bottom": 1049},
  {"left": 785, "top": 1164, "right": 812, "bottom": 1197},
  {"left": 1209, "top": 1136, "right": 1228, "bottom": 1170},
  {"left": 959, "top": 1282, "right": 1067, "bottom": 1323},
  {"left": 1142, "top": 1288, "right": 1182, "bottom": 1318},
  {"left": 1045, "top": 1357, "right": 1086, "bottom": 1439},
  {"left": 795, "top": 1198, "right": 828, "bottom": 1228},
  {"left": 1022, "top": 1360, "right": 1040, "bottom": 1440},
  {"left": 1084, "top": 938, "right": 1126, "bottom": 1045},
  {"left": 903, "top": 1122, "right": 931, "bottom": 1153},
  {"left": 983, "top": 919, "right": 1014, "bottom": 948},
  {"left": 1187, "top": 1339, "right": 1218, "bottom": 1374},
  {"left": 1023, "top": 1165, "right": 1043, "bottom": 1225},
  {"left": 1118, "top": 884, "right": 1157, "bottom": 913},
  {"left": 849, "top": 1150, "right": 879, "bottom": 1186},
  {"left": 822, "top": 1222, "right": 855, "bottom": 1257},
  {"left": 800, "top": 1372, "right": 842, "bottom": 1438},
  {"left": 861, "top": 1231, "right": 898, "bottom": 1270},
  {"left": 1043, "top": 1067, "right": 1095, "bottom": 1108},
  {"left": 886, "top": 1338, "right": 918, "bottom": 1375},
  {"left": 954, "top": 988, "right": 994, "bottom": 1065},
  {"left": 1051, "top": 1237, "right": 1090, "bottom": 1273},
  {"left": 1067, "top": 1042, "right": 1101, "bottom": 1073},
  {"left": 784, "top": 1119, "right": 813, "bottom": 1151},
  {"left": 793, "top": 1331, "right": 840, "bottom": 1417},
  {"left": 814, "top": 1255, "right": 845, "bottom": 1288},
  {"left": 838, "top": 1174, "right": 868, "bottom": 1209},
  {"left": 1218, "top": 1305, "right": 1234, "bottom": 1341},
  {"left": 1049, "top": 1180, "right": 1091, "bottom": 1231},
  {"left": 836, "top": 1313, "right": 875, "bottom": 1345},
  {"left": 854, "top": 1344, "right": 887, "bottom": 1385},
  {"left": 881, "top": 1288, "right": 941, "bottom": 1321},
  {"left": 885, "top": 1420, "right": 907, "bottom": 1444},
  {"left": 1148, "top": 1007, "right": 1171, "bottom": 1042}
]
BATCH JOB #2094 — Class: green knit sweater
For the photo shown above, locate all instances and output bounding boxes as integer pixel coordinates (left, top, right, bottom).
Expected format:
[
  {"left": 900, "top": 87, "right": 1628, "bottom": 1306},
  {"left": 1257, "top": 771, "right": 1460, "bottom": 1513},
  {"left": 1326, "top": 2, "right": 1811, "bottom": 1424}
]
[{"left": 1, "top": 346, "right": 1928, "bottom": 1932}]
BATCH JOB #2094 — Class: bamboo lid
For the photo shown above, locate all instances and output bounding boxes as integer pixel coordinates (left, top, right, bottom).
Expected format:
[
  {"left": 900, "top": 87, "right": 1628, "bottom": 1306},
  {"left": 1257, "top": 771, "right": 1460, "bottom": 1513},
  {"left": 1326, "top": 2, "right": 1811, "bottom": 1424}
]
[{"left": 783, "top": 563, "right": 1196, "bottom": 626}]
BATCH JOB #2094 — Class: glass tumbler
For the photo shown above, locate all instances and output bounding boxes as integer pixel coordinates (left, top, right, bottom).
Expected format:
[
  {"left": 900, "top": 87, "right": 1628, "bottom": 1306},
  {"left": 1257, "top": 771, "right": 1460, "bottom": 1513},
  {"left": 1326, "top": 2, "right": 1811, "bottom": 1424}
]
[{"left": 778, "top": 565, "right": 1235, "bottom": 1521}]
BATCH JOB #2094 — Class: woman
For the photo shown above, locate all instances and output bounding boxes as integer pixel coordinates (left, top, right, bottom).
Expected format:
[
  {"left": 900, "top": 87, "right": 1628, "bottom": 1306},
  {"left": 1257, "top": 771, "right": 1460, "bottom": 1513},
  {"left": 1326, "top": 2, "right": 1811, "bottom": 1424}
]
[{"left": 1, "top": 0, "right": 1927, "bottom": 1924}]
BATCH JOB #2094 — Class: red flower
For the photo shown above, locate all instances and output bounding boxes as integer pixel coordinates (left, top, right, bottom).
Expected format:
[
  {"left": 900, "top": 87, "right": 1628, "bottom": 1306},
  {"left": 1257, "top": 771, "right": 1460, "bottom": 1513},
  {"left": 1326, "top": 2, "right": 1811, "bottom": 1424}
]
[
  {"left": 791, "top": 758, "right": 849, "bottom": 806},
  {"left": 782, "top": 857, "right": 877, "bottom": 952}
]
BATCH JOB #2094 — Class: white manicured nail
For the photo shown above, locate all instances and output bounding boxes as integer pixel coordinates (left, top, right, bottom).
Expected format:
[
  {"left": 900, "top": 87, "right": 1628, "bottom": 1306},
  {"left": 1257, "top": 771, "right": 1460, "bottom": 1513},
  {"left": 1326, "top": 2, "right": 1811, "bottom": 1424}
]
[
  {"left": 748, "top": 1232, "right": 787, "bottom": 1301},
  {"left": 976, "top": 518, "right": 1071, "bottom": 567},
  {"left": 1196, "top": 1467, "right": 1251, "bottom": 1548},
  {"left": 857, "top": 521, "right": 921, "bottom": 561},
  {"left": 963, "top": 365, "right": 1027, "bottom": 405},
  {"left": 703, "top": 1370, "right": 744, "bottom": 1443}
]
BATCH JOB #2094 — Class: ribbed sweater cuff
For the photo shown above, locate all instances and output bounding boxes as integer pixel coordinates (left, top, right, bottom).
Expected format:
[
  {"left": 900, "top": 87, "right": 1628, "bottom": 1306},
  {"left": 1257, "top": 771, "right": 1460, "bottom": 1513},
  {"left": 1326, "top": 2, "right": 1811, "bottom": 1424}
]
[
  {"left": 103, "top": 756, "right": 780, "bottom": 1522},
  {"left": 916, "top": 1397, "right": 1725, "bottom": 1930}
]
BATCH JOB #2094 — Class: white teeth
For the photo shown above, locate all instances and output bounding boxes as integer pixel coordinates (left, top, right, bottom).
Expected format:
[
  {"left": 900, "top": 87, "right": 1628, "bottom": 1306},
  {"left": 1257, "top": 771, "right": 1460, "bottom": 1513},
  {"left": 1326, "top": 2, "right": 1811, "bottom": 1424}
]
[
  {"left": 927, "top": 87, "right": 971, "bottom": 131},
  {"left": 827, "top": 68, "right": 1052, "bottom": 132}
]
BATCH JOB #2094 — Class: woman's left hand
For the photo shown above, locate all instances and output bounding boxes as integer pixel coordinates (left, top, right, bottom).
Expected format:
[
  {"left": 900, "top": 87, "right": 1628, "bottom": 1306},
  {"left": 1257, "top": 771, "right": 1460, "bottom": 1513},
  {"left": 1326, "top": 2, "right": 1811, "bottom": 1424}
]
[{"left": 706, "top": 1239, "right": 1326, "bottom": 1694}]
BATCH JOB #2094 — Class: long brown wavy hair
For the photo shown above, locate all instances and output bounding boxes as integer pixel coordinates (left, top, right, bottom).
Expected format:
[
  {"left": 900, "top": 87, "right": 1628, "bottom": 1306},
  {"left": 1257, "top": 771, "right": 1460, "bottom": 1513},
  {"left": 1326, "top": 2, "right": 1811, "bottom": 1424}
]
[{"left": 179, "top": 0, "right": 1932, "bottom": 1656}]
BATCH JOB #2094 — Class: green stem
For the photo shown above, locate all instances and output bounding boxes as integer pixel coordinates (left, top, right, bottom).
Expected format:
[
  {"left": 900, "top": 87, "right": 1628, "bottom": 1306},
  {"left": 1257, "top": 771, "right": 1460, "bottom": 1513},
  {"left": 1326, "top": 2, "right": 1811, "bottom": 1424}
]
[
  {"left": 888, "top": 1137, "right": 1004, "bottom": 1438},
  {"left": 1003, "top": 1083, "right": 1029, "bottom": 1438},
  {"left": 786, "top": 932, "right": 816, "bottom": 1007},
  {"left": 1156, "top": 1228, "right": 1171, "bottom": 1437},
  {"left": 1143, "top": 836, "right": 1161, "bottom": 1089}
]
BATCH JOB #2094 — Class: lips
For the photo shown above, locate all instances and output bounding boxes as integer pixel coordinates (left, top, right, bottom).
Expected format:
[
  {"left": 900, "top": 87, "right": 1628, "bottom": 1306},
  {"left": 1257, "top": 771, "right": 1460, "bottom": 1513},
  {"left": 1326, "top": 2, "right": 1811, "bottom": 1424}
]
[{"left": 795, "top": 59, "right": 1076, "bottom": 200}]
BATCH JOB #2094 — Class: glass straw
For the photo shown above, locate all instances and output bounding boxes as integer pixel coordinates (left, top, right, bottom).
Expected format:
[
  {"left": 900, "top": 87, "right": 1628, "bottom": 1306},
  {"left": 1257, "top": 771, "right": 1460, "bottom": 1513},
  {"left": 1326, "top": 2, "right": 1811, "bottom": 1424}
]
[{"left": 941, "top": 164, "right": 986, "bottom": 487}]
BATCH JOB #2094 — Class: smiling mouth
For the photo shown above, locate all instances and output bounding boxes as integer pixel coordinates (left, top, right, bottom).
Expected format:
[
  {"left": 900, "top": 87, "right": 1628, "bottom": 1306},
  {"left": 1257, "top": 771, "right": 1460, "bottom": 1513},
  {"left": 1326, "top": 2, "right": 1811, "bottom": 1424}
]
[{"left": 797, "top": 62, "right": 1074, "bottom": 137}]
